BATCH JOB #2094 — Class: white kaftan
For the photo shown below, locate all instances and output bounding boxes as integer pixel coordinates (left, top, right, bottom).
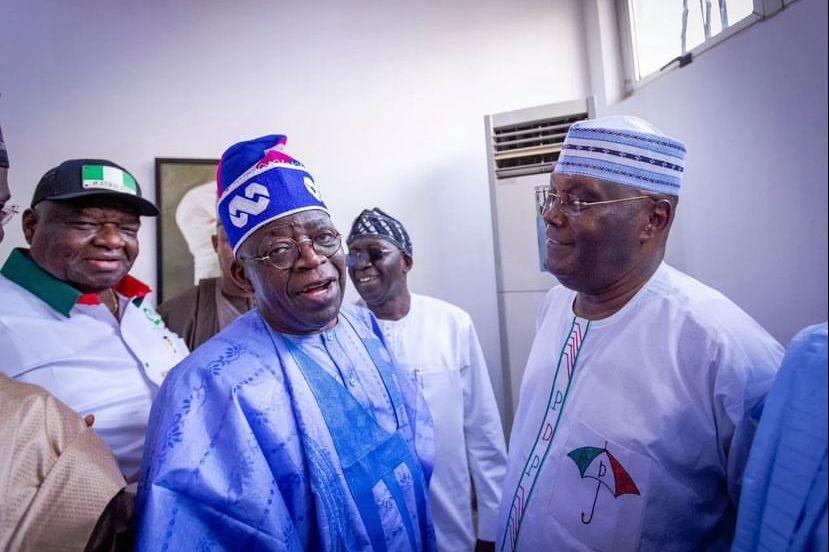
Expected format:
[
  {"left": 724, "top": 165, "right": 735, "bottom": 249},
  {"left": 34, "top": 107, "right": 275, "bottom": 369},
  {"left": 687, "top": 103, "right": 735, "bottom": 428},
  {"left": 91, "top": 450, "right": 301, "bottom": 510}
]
[
  {"left": 497, "top": 263, "right": 783, "bottom": 551},
  {"left": 372, "top": 293, "right": 508, "bottom": 551}
]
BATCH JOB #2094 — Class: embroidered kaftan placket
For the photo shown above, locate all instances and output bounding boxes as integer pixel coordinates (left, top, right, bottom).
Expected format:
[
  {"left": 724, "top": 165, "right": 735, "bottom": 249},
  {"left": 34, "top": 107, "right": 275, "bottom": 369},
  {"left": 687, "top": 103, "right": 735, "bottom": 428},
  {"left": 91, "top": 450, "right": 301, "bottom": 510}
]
[
  {"left": 279, "top": 312, "right": 435, "bottom": 552},
  {"left": 283, "top": 319, "right": 397, "bottom": 434},
  {"left": 500, "top": 316, "right": 590, "bottom": 552}
]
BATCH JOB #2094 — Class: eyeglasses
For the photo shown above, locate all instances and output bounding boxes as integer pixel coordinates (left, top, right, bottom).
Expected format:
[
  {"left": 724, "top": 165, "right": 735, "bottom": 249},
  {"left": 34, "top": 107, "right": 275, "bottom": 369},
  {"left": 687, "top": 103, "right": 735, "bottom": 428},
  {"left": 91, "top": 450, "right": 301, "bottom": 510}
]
[
  {"left": 536, "top": 188, "right": 653, "bottom": 217},
  {"left": 346, "top": 246, "right": 391, "bottom": 268},
  {"left": 0, "top": 204, "right": 20, "bottom": 227},
  {"left": 243, "top": 230, "right": 342, "bottom": 270}
]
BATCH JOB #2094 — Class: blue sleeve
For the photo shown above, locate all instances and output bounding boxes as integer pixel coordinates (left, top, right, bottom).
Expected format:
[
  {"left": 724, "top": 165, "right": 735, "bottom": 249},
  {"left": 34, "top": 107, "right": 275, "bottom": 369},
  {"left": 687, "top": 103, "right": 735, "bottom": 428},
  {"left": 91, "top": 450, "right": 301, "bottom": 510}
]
[
  {"left": 732, "top": 323, "right": 828, "bottom": 552},
  {"left": 135, "top": 341, "right": 305, "bottom": 551}
]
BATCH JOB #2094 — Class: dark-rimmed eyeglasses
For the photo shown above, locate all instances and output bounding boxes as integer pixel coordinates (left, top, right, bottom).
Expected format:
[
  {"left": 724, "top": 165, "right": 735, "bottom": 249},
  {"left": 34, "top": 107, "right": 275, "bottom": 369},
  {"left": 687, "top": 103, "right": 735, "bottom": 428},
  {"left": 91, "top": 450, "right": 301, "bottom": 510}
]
[
  {"left": 346, "top": 246, "right": 391, "bottom": 268},
  {"left": 536, "top": 188, "right": 653, "bottom": 217},
  {"left": 242, "top": 230, "right": 342, "bottom": 270},
  {"left": 0, "top": 204, "right": 20, "bottom": 227}
]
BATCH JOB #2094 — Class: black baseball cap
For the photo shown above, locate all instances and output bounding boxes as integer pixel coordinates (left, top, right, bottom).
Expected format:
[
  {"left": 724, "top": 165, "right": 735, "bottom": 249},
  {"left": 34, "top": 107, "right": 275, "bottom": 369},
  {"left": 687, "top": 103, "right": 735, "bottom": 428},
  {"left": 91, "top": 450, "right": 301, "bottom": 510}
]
[{"left": 32, "top": 159, "right": 159, "bottom": 216}]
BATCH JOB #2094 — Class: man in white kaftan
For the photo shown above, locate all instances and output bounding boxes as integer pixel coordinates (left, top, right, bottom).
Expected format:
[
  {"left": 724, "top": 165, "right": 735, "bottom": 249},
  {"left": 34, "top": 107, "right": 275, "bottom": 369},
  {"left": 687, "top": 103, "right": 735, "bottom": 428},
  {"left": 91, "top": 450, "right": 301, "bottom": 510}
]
[
  {"left": 496, "top": 116, "right": 783, "bottom": 551},
  {"left": 348, "top": 207, "right": 507, "bottom": 551}
]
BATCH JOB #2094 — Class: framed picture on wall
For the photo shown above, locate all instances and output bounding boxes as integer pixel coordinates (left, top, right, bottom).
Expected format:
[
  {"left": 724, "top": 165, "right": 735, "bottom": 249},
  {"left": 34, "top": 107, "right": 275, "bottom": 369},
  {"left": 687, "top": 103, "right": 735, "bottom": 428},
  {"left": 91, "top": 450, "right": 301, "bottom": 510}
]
[{"left": 154, "top": 158, "right": 220, "bottom": 304}]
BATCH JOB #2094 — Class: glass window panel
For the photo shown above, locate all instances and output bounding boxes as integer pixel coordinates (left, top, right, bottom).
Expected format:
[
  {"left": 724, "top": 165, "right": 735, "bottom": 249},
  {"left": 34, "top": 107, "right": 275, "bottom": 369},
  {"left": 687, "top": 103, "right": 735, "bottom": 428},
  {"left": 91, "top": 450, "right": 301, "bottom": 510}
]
[{"left": 629, "top": 0, "right": 756, "bottom": 81}]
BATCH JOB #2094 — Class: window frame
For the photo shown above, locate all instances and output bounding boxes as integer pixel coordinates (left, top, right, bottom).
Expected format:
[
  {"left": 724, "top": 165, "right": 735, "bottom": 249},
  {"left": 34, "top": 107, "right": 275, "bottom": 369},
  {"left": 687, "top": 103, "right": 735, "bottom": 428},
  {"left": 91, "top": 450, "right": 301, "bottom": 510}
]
[{"left": 617, "top": 0, "right": 789, "bottom": 94}]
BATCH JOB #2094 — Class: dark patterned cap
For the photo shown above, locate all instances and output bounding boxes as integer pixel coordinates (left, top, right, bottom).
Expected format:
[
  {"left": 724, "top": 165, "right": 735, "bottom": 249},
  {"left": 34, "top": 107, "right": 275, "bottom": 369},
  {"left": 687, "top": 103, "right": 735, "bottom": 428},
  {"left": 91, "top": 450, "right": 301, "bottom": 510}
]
[{"left": 347, "top": 207, "right": 412, "bottom": 256}]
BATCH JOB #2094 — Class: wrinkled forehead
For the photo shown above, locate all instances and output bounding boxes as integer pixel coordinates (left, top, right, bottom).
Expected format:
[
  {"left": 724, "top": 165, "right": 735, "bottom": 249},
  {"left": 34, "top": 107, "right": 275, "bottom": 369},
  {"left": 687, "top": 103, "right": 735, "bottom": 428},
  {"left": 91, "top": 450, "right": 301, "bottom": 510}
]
[{"left": 246, "top": 209, "right": 334, "bottom": 242}]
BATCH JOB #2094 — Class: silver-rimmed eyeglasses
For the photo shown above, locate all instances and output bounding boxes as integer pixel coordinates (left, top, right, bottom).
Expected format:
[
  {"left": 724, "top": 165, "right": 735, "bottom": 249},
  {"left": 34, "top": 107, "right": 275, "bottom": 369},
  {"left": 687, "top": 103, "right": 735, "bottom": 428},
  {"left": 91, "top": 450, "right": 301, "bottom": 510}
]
[
  {"left": 242, "top": 230, "right": 342, "bottom": 270},
  {"left": 536, "top": 188, "right": 653, "bottom": 217},
  {"left": 0, "top": 203, "right": 20, "bottom": 227}
]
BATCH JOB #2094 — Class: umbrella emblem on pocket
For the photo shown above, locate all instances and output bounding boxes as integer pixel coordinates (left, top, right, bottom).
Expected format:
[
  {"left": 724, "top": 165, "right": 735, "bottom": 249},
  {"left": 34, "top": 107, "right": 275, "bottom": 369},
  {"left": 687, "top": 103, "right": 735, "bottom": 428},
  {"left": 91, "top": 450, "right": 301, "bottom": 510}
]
[{"left": 567, "top": 441, "right": 640, "bottom": 524}]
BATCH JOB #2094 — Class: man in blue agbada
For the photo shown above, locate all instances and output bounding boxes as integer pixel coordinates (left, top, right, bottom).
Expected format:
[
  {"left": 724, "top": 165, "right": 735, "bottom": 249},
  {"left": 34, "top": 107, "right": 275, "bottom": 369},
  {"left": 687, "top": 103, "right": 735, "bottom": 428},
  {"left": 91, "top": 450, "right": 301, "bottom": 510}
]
[
  {"left": 135, "top": 134, "right": 437, "bottom": 551},
  {"left": 732, "top": 323, "right": 828, "bottom": 552}
]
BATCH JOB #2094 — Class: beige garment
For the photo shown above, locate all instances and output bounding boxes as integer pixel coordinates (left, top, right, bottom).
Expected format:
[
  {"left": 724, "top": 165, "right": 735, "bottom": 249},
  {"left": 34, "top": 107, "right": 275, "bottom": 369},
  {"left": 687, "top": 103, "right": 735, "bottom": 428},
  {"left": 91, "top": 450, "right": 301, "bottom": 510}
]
[{"left": 0, "top": 375, "right": 125, "bottom": 552}]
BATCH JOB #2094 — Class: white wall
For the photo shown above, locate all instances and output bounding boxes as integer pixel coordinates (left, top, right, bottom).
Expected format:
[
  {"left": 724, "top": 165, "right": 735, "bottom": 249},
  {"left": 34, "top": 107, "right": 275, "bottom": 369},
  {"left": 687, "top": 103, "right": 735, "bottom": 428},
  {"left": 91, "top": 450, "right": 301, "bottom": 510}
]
[
  {"left": 0, "top": 0, "right": 590, "bottom": 418},
  {"left": 597, "top": 0, "right": 828, "bottom": 344}
]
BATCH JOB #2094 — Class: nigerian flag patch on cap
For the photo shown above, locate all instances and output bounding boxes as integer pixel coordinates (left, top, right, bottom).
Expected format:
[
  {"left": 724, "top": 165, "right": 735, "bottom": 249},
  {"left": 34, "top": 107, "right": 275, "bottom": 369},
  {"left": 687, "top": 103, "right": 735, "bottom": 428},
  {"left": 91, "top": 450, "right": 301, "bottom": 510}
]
[{"left": 82, "top": 164, "right": 138, "bottom": 195}]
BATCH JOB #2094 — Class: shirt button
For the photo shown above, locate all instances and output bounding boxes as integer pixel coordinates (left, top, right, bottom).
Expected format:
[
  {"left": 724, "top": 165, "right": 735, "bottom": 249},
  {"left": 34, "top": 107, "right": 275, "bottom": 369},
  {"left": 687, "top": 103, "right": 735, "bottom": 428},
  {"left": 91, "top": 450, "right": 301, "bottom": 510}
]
[{"left": 348, "top": 376, "right": 357, "bottom": 386}]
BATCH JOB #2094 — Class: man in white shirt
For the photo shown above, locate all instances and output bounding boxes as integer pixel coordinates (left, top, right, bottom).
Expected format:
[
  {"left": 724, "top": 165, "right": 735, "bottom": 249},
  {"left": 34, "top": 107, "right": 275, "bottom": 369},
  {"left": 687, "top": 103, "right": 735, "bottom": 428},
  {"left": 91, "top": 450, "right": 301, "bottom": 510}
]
[
  {"left": 0, "top": 159, "right": 189, "bottom": 478},
  {"left": 348, "top": 207, "right": 508, "bottom": 552},
  {"left": 496, "top": 116, "right": 783, "bottom": 551},
  {"left": 0, "top": 116, "right": 128, "bottom": 551}
]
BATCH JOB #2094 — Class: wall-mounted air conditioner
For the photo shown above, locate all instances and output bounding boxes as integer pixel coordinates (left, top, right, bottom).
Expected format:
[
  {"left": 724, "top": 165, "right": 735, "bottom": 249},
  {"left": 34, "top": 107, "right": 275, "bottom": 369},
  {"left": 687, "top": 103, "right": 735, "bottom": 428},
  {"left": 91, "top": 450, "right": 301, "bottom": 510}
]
[{"left": 485, "top": 97, "right": 595, "bottom": 434}]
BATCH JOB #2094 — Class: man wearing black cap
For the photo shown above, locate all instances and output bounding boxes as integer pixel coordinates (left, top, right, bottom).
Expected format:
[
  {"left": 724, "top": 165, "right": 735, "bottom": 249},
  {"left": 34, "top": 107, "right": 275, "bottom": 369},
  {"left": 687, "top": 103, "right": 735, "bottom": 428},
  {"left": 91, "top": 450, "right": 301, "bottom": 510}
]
[
  {"left": 0, "top": 159, "right": 189, "bottom": 480},
  {"left": 1, "top": 116, "right": 130, "bottom": 551}
]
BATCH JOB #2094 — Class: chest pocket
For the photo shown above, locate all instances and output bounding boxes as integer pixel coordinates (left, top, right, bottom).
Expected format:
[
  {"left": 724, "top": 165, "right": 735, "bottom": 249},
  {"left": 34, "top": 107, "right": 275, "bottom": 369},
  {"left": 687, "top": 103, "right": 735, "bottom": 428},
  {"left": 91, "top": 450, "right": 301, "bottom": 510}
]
[
  {"left": 548, "top": 420, "right": 652, "bottom": 552},
  {"left": 396, "top": 359, "right": 461, "bottom": 395},
  {"left": 121, "top": 303, "right": 188, "bottom": 385}
]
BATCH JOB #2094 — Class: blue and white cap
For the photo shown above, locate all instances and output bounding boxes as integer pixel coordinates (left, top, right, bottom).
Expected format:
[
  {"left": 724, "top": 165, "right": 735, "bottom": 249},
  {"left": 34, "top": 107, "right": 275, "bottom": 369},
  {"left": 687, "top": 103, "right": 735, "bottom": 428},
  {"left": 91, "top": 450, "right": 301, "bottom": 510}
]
[
  {"left": 554, "top": 116, "right": 686, "bottom": 196},
  {"left": 217, "top": 134, "right": 328, "bottom": 253}
]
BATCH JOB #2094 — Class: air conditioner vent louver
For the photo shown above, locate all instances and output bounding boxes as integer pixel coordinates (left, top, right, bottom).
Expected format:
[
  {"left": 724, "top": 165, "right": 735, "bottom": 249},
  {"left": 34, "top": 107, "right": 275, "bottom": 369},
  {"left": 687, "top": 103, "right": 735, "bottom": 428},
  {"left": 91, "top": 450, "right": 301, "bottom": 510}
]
[{"left": 492, "top": 112, "right": 588, "bottom": 179}]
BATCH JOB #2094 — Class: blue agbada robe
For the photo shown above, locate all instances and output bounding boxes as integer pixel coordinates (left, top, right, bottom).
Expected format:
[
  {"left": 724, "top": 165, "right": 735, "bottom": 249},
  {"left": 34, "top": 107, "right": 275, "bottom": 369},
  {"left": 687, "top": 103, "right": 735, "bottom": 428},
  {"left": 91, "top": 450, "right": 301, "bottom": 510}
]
[
  {"left": 732, "top": 323, "right": 828, "bottom": 552},
  {"left": 135, "top": 305, "right": 436, "bottom": 551}
]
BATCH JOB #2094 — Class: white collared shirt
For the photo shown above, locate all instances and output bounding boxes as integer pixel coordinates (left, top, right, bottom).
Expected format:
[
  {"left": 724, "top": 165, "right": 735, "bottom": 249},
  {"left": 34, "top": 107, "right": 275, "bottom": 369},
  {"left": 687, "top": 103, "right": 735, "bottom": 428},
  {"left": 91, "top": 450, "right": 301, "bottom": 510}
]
[{"left": 0, "top": 249, "right": 188, "bottom": 477}]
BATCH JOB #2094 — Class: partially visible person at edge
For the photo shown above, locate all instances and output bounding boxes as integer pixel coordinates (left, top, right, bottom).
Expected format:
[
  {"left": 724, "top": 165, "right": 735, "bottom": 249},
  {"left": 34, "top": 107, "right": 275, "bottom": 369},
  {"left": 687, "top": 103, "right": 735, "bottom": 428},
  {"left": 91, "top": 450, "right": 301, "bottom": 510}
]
[
  {"left": 0, "top": 159, "right": 189, "bottom": 481},
  {"left": 135, "top": 134, "right": 436, "bottom": 551},
  {"left": 0, "top": 118, "right": 130, "bottom": 551},
  {"left": 0, "top": 113, "right": 14, "bottom": 240},
  {"left": 732, "top": 322, "right": 828, "bottom": 552},
  {"left": 496, "top": 115, "right": 783, "bottom": 551},
  {"left": 159, "top": 220, "right": 254, "bottom": 350},
  {"left": 348, "top": 207, "right": 508, "bottom": 552}
]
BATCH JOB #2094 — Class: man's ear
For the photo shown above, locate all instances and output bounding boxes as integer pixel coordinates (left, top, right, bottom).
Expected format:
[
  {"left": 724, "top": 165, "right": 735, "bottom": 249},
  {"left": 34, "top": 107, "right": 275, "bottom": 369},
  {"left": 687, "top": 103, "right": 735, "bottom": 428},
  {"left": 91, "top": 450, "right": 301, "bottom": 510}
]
[
  {"left": 229, "top": 258, "right": 254, "bottom": 294},
  {"left": 21, "top": 208, "right": 38, "bottom": 245},
  {"left": 640, "top": 198, "right": 674, "bottom": 241},
  {"left": 401, "top": 252, "right": 413, "bottom": 273}
]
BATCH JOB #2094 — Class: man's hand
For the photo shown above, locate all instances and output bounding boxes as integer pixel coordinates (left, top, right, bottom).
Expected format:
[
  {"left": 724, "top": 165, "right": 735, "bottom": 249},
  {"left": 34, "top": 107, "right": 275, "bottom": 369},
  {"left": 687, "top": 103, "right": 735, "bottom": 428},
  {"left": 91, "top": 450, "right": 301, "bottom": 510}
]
[{"left": 475, "top": 540, "right": 495, "bottom": 552}]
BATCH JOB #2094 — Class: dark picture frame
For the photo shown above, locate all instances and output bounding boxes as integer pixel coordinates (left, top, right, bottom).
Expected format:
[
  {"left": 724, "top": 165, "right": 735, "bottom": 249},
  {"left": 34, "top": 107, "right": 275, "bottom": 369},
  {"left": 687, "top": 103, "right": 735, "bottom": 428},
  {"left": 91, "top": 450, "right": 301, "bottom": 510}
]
[{"left": 154, "top": 158, "right": 220, "bottom": 304}]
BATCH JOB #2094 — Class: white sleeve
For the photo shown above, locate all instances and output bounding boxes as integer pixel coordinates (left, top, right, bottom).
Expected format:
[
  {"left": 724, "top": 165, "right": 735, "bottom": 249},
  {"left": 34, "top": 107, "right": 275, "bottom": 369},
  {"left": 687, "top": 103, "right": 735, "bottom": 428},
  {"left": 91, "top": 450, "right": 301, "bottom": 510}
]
[
  {"left": 712, "top": 326, "right": 783, "bottom": 504},
  {"left": 461, "top": 318, "right": 508, "bottom": 542}
]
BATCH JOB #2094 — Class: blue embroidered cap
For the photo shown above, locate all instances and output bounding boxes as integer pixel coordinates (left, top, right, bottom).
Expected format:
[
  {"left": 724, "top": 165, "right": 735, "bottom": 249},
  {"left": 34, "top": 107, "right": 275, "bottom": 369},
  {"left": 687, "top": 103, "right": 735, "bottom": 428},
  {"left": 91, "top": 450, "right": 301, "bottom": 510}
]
[
  {"left": 217, "top": 134, "right": 327, "bottom": 253},
  {"left": 554, "top": 116, "right": 687, "bottom": 196}
]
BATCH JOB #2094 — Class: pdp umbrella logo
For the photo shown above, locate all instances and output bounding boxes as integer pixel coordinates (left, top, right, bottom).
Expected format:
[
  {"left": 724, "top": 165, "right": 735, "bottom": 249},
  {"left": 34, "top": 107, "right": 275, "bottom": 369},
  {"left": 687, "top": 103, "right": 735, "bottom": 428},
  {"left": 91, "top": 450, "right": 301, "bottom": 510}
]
[{"left": 567, "top": 442, "right": 640, "bottom": 524}]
